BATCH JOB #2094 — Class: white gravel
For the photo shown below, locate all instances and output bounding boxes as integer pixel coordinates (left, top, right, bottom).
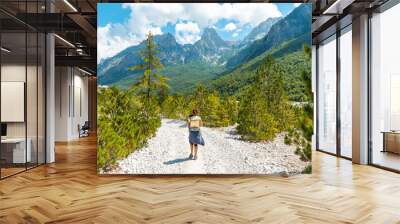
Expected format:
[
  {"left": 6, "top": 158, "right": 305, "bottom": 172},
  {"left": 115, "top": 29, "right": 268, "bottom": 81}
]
[{"left": 107, "top": 119, "right": 310, "bottom": 175}]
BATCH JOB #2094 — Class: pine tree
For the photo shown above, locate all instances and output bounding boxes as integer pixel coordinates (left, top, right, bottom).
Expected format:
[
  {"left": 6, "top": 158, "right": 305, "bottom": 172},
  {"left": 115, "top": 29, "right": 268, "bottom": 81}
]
[
  {"left": 237, "top": 86, "right": 278, "bottom": 141},
  {"left": 237, "top": 55, "right": 295, "bottom": 141},
  {"left": 224, "top": 96, "right": 239, "bottom": 125},
  {"left": 257, "top": 55, "right": 295, "bottom": 131},
  {"left": 284, "top": 45, "right": 313, "bottom": 167},
  {"left": 128, "top": 31, "right": 170, "bottom": 102},
  {"left": 192, "top": 85, "right": 207, "bottom": 113}
]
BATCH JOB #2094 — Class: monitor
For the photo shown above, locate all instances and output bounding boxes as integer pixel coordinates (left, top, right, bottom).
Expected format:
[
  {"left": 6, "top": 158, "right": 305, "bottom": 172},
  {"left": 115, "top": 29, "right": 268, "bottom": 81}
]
[{"left": 1, "top": 123, "right": 7, "bottom": 137}]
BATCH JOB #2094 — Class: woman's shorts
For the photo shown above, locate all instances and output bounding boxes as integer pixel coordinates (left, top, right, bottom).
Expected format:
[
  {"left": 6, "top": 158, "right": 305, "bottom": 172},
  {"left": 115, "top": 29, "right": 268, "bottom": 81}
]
[{"left": 189, "top": 130, "right": 205, "bottom": 146}]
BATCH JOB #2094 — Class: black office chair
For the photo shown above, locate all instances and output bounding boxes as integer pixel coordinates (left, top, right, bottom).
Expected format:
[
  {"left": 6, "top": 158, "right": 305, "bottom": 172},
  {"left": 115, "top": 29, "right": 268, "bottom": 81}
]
[{"left": 79, "top": 121, "right": 90, "bottom": 138}]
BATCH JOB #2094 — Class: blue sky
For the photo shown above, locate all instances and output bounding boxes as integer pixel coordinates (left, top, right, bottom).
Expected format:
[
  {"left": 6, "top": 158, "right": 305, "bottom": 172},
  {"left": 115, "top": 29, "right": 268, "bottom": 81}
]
[
  {"left": 97, "top": 3, "right": 301, "bottom": 62},
  {"left": 98, "top": 3, "right": 298, "bottom": 27}
]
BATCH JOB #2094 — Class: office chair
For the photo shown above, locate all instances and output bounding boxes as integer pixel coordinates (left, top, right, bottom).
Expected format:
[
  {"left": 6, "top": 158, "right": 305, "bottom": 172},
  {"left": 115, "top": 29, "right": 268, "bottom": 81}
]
[{"left": 79, "top": 121, "right": 90, "bottom": 138}]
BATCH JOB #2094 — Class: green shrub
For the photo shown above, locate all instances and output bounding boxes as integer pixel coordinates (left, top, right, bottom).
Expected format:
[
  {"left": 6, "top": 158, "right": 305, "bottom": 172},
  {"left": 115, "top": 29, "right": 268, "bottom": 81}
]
[
  {"left": 97, "top": 87, "right": 161, "bottom": 172},
  {"left": 161, "top": 85, "right": 238, "bottom": 128},
  {"left": 161, "top": 95, "right": 189, "bottom": 119},
  {"left": 302, "top": 164, "right": 312, "bottom": 174},
  {"left": 284, "top": 135, "right": 292, "bottom": 145},
  {"left": 294, "top": 142, "right": 311, "bottom": 162}
]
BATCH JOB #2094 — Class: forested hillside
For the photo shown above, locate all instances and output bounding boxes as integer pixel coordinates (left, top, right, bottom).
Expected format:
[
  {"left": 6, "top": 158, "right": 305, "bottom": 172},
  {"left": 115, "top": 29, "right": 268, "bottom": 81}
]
[{"left": 209, "top": 34, "right": 311, "bottom": 101}]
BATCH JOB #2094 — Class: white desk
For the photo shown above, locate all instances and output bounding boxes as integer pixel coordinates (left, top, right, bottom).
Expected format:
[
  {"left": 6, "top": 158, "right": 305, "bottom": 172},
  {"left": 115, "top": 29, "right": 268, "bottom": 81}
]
[
  {"left": 382, "top": 131, "right": 400, "bottom": 154},
  {"left": 1, "top": 138, "right": 31, "bottom": 163}
]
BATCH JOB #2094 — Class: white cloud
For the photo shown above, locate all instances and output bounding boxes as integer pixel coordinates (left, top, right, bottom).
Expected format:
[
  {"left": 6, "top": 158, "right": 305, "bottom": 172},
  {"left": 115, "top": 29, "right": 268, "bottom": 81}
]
[
  {"left": 232, "top": 32, "right": 239, "bottom": 37},
  {"left": 175, "top": 21, "right": 201, "bottom": 45},
  {"left": 294, "top": 3, "right": 301, "bottom": 7},
  {"left": 97, "top": 23, "right": 163, "bottom": 62},
  {"left": 122, "top": 3, "right": 184, "bottom": 36},
  {"left": 121, "top": 3, "right": 281, "bottom": 30},
  {"left": 97, "top": 24, "right": 141, "bottom": 63},
  {"left": 147, "top": 27, "right": 163, "bottom": 36},
  {"left": 182, "top": 3, "right": 282, "bottom": 28},
  {"left": 224, "top": 22, "right": 237, "bottom": 32},
  {"left": 98, "top": 3, "right": 283, "bottom": 61}
]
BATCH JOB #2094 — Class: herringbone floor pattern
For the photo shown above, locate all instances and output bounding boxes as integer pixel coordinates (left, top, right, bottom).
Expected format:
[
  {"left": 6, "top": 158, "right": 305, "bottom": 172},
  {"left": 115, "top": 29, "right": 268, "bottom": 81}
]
[{"left": 0, "top": 136, "right": 399, "bottom": 223}]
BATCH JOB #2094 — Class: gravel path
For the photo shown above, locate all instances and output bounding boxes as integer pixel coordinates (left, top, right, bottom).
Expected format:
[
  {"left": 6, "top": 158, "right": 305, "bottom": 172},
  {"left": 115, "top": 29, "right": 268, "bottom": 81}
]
[{"left": 108, "top": 119, "right": 309, "bottom": 175}]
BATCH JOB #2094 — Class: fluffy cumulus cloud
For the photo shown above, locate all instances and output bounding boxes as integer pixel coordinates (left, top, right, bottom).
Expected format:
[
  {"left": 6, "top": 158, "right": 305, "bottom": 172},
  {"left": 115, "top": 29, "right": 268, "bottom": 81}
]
[
  {"left": 97, "top": 24, "right": 141, "bottom": 63},
  {"left": 98, "top": 3, "right": 282, "bottom": 62},
  {"left": 148, "top": 27, "right": 163, "bottom": 36},
  {"left": 175, "top": 22, "right": 201, "bottom": 45},
  {"left": 224, "top": 22, "right": 237, "bottom": 32},
  {"left": 122, "top": 3, "right": 281, "bottom": 29}
]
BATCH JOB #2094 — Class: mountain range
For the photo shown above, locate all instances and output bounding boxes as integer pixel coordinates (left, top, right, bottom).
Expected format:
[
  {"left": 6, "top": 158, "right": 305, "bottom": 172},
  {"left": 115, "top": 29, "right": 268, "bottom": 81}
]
[
  {"left": 239, "top": 17, "right": 281, "bottom": 47},
  {"left": 98, "top": 4, "right": 311, "bottom": 93}
]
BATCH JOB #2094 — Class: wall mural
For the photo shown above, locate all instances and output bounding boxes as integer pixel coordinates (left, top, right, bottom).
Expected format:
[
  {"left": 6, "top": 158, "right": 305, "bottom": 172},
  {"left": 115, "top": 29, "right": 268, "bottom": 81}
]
[{"left": 97, "top": 3, "right": 312, "bottom": 175}]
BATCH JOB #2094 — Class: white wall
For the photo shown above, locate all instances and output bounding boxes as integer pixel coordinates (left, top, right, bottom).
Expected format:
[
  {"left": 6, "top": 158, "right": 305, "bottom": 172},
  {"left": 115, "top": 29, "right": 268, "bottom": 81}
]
[
  {"left": 55, "top": 67, "right": 69, "bottom": 141},
  {"left": 72, "top": 73, "right": 89, "bottom": 138},
  {"left": 1, "top": 65, "right": 42, "bottom": 137},
  {"left": 1, "top": 63, "right": 46, "bottom": 164},
  {"left": 55, "top": 67, "right": 89, "bottom": 141},
  {"left": 1, "top": 65, "right": 26, "bottom": 139}
]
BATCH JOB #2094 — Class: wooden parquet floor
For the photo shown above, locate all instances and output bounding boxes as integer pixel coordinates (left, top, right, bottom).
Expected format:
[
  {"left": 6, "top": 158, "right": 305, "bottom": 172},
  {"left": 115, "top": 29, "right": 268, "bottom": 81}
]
[{"left": 0, "top": 136, "right": 400, "bottom": 224}]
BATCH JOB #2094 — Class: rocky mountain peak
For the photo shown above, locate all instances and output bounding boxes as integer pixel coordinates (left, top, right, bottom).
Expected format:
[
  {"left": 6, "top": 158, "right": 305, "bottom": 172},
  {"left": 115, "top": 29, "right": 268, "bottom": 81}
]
[{"left": 197, "top": 27, "right": 227, "bottom": 47}]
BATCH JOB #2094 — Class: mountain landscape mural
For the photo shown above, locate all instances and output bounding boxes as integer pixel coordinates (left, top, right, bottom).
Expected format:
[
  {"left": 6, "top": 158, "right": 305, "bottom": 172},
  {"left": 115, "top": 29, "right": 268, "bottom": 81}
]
[{"left": 97, "top": 3, "right": 313, "bottom": 175}]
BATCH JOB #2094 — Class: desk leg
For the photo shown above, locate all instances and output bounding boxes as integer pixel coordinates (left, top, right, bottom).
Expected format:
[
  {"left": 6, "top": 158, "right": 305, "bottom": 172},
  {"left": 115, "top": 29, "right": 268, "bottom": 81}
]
[{"left": 382, "top": 133, "right": 386, "bottom": 153}]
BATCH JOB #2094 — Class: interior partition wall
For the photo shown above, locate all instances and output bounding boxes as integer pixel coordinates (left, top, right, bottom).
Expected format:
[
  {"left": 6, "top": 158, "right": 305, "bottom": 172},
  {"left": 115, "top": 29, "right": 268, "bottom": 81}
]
[
  {"left": 0, "top": 1, "right": 46, "bottom": 179},
  {"left": 370, "top": 2, "right": 400, "bottom": 172}
]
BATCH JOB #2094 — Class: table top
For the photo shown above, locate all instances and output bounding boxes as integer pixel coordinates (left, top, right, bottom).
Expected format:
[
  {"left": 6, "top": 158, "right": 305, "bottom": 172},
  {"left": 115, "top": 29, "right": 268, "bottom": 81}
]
[
  {"left": 381, "top": 131, "right": 400, "bottom": 134},
  {"left": 1, "top": 138, "right": 30, "bottom": 143}
]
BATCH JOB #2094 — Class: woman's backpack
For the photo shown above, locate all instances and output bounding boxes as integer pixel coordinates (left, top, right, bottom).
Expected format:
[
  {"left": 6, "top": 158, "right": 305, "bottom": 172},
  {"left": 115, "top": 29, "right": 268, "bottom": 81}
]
[{"left": 189, "top": 116, "right": 201, "bottom": 131}]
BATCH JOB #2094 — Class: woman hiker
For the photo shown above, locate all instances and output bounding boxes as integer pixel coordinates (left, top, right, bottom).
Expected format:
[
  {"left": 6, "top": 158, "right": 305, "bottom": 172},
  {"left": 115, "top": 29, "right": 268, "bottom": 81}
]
[{"left": 187, "top": 109, "right": 205, "bottom": 160}]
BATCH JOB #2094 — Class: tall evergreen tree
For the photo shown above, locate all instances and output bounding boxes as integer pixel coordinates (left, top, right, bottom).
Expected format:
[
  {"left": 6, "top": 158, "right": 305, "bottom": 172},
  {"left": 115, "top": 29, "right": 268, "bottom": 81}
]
[
  {"left": 237, "top": 55, "right": 295, "bottom": 141},
  {"left": 258, "top": 55, "right": 294, "bottom": 131},
  {"left": 284, "top": 45, "right": 313, "bottom": 170},
  {"left": 128, "top": 32, "right": 170, "bottom": 101},
  {"left": 237, "top": 86, "right": 278, "bottom": 141},
  {"left": 298, "top": 44, "right": 313, "bottom": 141},
  {"left": 224, "top": 96, "right": 239, "bottom": 125},
  {"left": 193, "top": 85, "right": 207, "bottom": 111}
]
